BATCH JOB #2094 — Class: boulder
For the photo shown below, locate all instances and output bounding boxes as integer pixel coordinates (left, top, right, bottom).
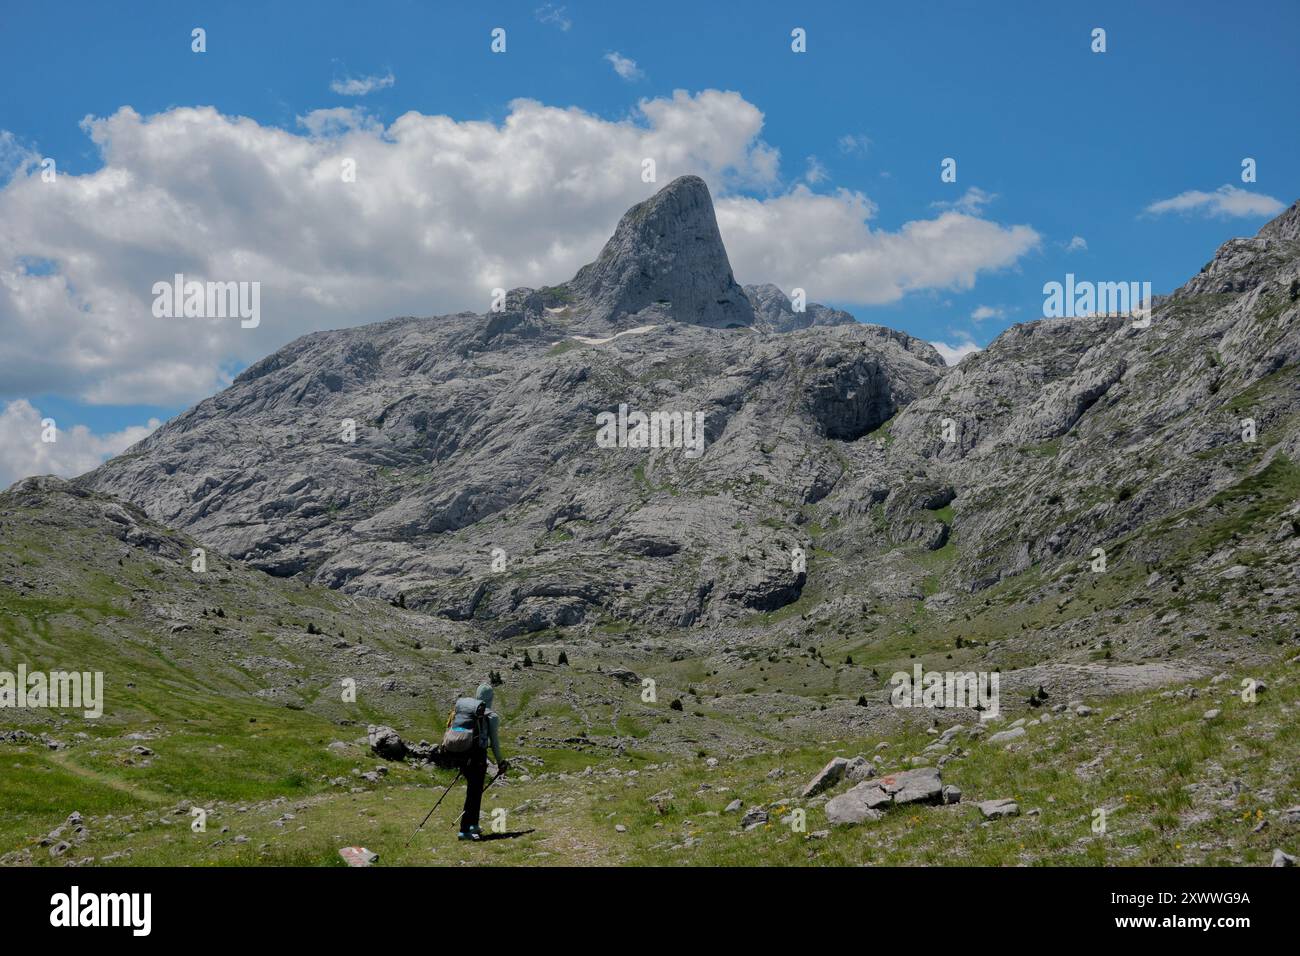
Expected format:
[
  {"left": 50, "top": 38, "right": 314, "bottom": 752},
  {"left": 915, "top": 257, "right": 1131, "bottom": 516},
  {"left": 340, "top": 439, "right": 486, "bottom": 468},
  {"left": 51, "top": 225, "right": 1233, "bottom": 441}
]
[
  {"left": 988, "top": 726, "right": 1025, "bottom": 745},
  {"left": 825, "top": 798, "right": 884, "bottom": 827},
  {"left": 367, "top": 725, "right": 407, "bottom": 761},
  {"left": 845, "top": 756, "right": 875, "bottom": 783},
  {"left": 801, "top": 757, "right": 849, "bottom": 798},
  {"left": 825, "top": 781, "right": 892, "bottom": 825},
  {"left": 978, "top": 798, "right": 1020, "bottom": 820},
  {"left": 881, "top": 767, "right": 943, "bottom": 805}
]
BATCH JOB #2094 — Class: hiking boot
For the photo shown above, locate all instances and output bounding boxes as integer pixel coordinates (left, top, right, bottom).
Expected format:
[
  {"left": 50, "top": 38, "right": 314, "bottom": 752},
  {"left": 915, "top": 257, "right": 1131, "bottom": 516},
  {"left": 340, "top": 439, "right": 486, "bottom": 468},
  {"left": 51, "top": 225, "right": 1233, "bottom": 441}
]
[{"left": 457, "top": 830, "right": 481, "bottom": 841}]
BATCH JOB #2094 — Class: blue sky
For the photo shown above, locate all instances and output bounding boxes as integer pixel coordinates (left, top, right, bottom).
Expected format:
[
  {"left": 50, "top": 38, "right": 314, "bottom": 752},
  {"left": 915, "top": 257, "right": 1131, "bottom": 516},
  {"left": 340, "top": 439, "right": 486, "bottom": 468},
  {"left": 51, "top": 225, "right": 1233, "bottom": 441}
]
[{"left": 1, "top": 0, "right": 1296, "bottom": 482}]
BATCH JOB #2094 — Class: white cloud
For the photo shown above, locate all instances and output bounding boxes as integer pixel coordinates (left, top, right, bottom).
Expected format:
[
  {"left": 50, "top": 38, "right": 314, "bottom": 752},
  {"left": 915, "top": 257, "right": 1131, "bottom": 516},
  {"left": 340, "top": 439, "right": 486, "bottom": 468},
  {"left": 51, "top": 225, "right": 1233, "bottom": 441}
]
[
  {"left": 535, "top": 4, "right": 571, "bottom": 31},
  {"left": 838, "top": 134, "right": 871, "bottom": 155},
  {"left": 970, "top": 305, "right": 1004, "bottom": 321},
  {"left": 717, "top": 187, "right": 1038, "bottom": 304},
  {"left": 1144, "top": 185, "right": 1285, "bottom": 219},
  {"left": 932, "top": 187, "right": 997, "bottom": 215},
  {"left": 1064, "top": 235, "right": 1087, "bottom": 253},
  {"left": 0, "top": 130, "right": 38, "bottom": 184},
  {"left": 604, "top": 52, "right": 644, "bottom": 81},
  {"left": 803, "top": 155, "right": 828, "bottom": 184},
  {"left": 0, "top": 399, "right": 160, "bottom": 489},
  {"left": 930, "top": 339, "right": 981, "bottom": 366},
  {"left": 0, "top": 90, "right": 1038, "bottom": 408},
  {"left": 329, "top": 71, "right": 395, "bottom": 96}
]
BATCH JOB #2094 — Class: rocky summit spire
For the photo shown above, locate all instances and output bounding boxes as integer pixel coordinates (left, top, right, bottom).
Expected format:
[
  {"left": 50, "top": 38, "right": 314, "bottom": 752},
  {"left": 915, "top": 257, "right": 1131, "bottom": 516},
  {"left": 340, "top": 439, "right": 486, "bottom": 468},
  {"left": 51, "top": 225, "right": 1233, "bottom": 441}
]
[{"left": 566, "top": 175, "right": 755, "bottom": 329}]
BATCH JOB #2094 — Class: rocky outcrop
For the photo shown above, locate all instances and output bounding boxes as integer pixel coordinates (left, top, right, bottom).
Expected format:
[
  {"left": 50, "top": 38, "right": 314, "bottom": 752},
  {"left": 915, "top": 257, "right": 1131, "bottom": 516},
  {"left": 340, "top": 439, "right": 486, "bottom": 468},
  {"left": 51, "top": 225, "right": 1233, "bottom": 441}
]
[
  {"left": 567, "top": 175, "right": 754, "bottom": 329},
  {"left": 745, "top": 283, "right": 855, "bottom": 333},
  {"left": 823, "top": 767, "right": 946, "bottom": 825},
  {"left": 79, "top": 180, "right": 943, "bottom": 633},
  {"left": 367, "top": 725, "right": 407, "bottom": 761},
  {"left": 75, "top": 181, "right": 1300, "bottom": 650}
]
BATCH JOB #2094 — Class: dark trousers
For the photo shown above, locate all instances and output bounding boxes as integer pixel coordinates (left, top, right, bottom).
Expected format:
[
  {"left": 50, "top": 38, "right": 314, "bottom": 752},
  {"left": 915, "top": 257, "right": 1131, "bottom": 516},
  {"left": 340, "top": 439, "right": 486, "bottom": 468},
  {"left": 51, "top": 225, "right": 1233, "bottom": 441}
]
[{"left": 460, "top": 751, "right": 488, "bottom": 832}]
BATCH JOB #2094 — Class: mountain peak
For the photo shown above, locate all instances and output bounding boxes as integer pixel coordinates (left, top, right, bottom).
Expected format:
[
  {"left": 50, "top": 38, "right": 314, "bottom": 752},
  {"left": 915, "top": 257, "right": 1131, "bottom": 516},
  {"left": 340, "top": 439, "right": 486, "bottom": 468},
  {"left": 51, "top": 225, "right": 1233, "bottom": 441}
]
[
  {"left": 566, "top": 175, "right": 755, "bottom": 328},
  {"left": 1258, "top": 198, "right": 1300, "bottom": 243}
]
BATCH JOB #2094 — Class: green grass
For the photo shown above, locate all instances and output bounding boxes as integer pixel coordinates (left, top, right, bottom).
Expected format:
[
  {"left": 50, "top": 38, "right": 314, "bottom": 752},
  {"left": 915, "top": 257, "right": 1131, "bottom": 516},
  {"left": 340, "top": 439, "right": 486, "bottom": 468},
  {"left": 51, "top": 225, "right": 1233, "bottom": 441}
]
[
  {"left": 928, "top": 504, "right": 954, "bottom": 524},
  {"left": 21, "top": 651, "right": 1279, "bottom": 867}
]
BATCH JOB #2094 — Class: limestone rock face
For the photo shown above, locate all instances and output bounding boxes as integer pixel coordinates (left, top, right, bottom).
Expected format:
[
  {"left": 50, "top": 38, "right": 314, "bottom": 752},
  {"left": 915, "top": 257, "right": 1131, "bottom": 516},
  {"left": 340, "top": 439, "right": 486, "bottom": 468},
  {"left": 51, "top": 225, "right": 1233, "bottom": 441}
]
[
  {"left": 744, "top": 283, "right": 855, "bottom": 334},
  {"left": 76, "top": 183, "right": 1300, "bottom": 651},
  {"left": 568, "top": 175, "right": 755, "bottom": 330},
  {"left": 78, "top": 177, "right": 942, "bottom": 635}
]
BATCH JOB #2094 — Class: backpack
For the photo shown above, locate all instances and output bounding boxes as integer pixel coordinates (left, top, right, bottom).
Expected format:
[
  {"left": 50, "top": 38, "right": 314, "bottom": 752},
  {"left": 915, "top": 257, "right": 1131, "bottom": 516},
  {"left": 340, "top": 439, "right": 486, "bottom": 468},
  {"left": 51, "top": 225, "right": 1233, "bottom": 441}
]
[{"left": 441, "top": 697, "right": 487, "bottom": 754}]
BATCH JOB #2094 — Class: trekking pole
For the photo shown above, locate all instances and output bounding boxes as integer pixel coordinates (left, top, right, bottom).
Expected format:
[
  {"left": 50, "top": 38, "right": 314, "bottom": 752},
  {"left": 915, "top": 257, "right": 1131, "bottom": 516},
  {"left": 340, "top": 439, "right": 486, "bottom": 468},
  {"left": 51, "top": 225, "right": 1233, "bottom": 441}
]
[
  {"left": 483, "top": 767, "right": 506, "bottom": 794},
  {"left": 453, "top": 767, "right": 507, "bottom": 831},
  {"left": 405, "top": 767, "right": 463, "bottom": 848}
]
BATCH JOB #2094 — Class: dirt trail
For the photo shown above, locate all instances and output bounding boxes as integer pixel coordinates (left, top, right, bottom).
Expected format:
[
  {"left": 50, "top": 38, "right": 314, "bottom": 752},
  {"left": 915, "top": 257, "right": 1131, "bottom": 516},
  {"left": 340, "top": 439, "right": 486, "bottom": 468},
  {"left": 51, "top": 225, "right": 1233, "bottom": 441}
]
[{"left": 46, "top": 750, "right": 171, "bottom": 805}]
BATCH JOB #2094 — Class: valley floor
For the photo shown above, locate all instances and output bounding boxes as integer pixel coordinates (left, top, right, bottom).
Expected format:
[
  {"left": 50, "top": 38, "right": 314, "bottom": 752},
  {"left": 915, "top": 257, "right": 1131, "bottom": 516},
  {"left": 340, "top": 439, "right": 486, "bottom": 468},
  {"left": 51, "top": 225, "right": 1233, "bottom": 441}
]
[{"left": 3, "top": 650, "right": 1296, "bottom": 867}]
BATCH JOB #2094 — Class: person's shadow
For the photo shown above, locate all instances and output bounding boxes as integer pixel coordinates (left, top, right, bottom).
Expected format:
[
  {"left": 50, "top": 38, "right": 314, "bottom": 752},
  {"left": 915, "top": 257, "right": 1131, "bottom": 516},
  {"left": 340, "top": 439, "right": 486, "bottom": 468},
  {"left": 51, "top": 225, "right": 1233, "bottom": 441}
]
[{"left": 476, "top": 829, "right": 536, "bottom": 841}]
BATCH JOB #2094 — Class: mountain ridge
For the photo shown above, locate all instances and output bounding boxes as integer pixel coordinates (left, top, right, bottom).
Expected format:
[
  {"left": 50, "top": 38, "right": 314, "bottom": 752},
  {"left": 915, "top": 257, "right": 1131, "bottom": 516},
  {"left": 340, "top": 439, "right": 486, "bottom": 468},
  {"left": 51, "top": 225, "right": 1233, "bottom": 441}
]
[{"left": 78, "top": 178, "right": 1300, "bottom": 645}]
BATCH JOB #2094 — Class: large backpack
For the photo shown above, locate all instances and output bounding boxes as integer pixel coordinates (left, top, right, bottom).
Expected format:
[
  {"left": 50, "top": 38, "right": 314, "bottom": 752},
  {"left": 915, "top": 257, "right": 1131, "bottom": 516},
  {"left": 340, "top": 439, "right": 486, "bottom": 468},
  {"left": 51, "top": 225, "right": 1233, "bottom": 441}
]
[{"left": 441, "top": 697, "right": 487, "bottom": 754}]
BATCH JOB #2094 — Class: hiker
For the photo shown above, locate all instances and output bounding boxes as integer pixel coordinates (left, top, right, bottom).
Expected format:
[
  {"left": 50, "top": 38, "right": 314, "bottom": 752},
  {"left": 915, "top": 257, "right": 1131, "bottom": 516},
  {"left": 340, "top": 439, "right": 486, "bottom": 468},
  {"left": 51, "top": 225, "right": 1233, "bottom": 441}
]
[{"left": 442, "top": 682, "right": 508, "bottom": 841}]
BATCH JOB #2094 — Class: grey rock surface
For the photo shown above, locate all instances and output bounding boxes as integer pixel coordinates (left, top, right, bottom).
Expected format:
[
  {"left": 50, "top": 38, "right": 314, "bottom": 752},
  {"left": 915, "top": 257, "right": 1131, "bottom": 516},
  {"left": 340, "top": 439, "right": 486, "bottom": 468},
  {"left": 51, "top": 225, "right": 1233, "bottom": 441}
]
[
  {"left": 845, "top": 755, "right": 875, "bottom": 782},
  {"left": 881, "top": 766, "right": 943, "bottom": 806},
  {"left": 567, "top": 175, "right": 754, "bottom": 330},
  {"left": 80, "top": 179, "right": 944, "bottom": 635},
  {"left": 978, "top": 799, "right": 1020, "bottom": 820},
  {"left": 824, "top": 790, "right": 886, "bottom": 826},
  {"left": 367, "top": 725, "right": 407, "bottom": 761},
  {"left": 988, "top": 726, "right": 1026, "bottom": 745},
  {"left": 801, "top": 757, "right": 849, "bottom": 798},
  {"left": 64, "top": 182, "right": 1300, "bottom": 734}
]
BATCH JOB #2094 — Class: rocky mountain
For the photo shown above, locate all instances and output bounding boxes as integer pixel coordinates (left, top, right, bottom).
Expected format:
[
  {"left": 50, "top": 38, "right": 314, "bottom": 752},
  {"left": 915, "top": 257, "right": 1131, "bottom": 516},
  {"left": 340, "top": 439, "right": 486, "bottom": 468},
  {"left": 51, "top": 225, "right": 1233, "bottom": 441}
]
[
  {"left": 564, "top": 175, "right": 756, "bottom": 330},
  {"left": 744, "top": 282, "right": 859, "bottom": 334},
  {"left": 7, "top": 179, "right": 1299, "bottom": 871},
  {"left": 81, "top": 183, "right": 1300, "bottom": 662}
]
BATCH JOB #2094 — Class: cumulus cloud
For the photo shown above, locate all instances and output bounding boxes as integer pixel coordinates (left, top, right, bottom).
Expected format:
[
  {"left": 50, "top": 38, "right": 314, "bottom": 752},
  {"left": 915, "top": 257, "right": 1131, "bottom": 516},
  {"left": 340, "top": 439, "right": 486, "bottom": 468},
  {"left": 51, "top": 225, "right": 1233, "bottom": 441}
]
[
  {"left": 717, "top": 187, "right": 1038, "bottom": 305},
  {"left": 1144, "top": 185, "right": 1285, "bottom": 219},
  {"left": 0, "top": 399, "right": 160, "bottom": 488},
  {"left": 803, "top": 156, "right": 828, "bottom": 184},
  {"left": 0, "top": 89, "right": 1038, "bottom": 408},
  {"left": 329, "top": 71, "right": 395, "bottom": 96},
  {"left": 1064, "top": 235, "right": 1087, "bottom": 253},
  {"left": 930, "top": 339, "right": 981, "bottom": 366},
  {"left": 604, "top": 52, "right": 644, "bottom": 81},
  {"left": 0, "top": 129, "right": 38, "bottom": 183},
  {"left": 970, "top": 305, "right": 1004, "bottom": 321}
]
